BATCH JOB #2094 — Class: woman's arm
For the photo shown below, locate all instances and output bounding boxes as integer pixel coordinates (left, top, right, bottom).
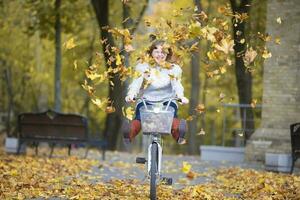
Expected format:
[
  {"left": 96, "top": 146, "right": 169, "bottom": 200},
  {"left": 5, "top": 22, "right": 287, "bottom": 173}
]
[
  {"left": 126, "top": 63, "right": 148, "bottom": 98},
  {"left": 170, "top": 64, "right": 189, "bottom": 104},
  {"left": 170, "top": 64, "right": 184, "bottom": 97}
]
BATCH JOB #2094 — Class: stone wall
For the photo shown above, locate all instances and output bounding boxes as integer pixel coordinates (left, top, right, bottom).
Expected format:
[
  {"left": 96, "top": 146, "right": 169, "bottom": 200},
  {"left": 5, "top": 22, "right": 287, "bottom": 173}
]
[{"left": 245, "top": 0, "right": 300, "bottom": 162}]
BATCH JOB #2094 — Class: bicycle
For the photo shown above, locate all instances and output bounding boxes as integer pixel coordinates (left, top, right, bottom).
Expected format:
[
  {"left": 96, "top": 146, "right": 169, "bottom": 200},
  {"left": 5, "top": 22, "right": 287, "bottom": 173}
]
[{"left": 132, "top": 97, "right": 186, "bottom": 200}]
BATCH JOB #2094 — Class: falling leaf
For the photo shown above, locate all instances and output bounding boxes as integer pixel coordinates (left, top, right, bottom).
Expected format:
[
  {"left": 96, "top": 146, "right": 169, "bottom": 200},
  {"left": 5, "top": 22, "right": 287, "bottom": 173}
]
[
  {"left": 236, "top": 30, "right": 242, "bottom": 36},
  {"left": 219, "top": 66, "right": 227, "bottom": 74},
  {"left": 238, "top": 131, "right": 244, "bottom": 137},
  {"left": 73, "top": 60, "right": 78, "bottom": 70},
  {"left": 214, "top": 38, "right": 234, "bottom": 54},
  {"left": 276, "top": 17, "right": 282, "bottom": 24},
  {"left": 262, "top": 48, "right": 272, "bottom": 59},
  {"left": 124, "top": 45, "right": 135, "bottom": 52},
  {"left": 207, "top": 51, "right": 217, "bottom": 60},
  {"left": 81, "top": 80, "right": 95, "bottom": 95},
  {"left": 85, "top": 69, "right": 102, "bottom": 81},
  {"left": 240, "top": 38, "right": 245, "bottom": 44},
  {"left": 105, "top": 106, "right": 116, "bottom": 113},
  {"left": 226, "top": 58, "right": 233, "bottom": 66},
  {"left": 275, "top": 37, "right": 281, "bottom": 44},
  {"left": 91, "top": 98, "right": 105, "bottom": 109},
  {"left": 190, "top": 42, "right": 199, "bottom": 51},
  {"left": 195, "top": 104, "right": 205, "bottom": 113},
  {"left": 64, "top": 38, "right": 76, "bottom": 49},
  {"left": 219, "top": 92, "right": 226, "bottom": 101},
  {"left": 243, "top": 47, "right": 257, "bottom": 66},
  {"left": 116, "top": 54, "right": 122, "bottom": 65},
  {"left": 123, "top": 107, "right": 135, "bottom": 120},
  {"left": 251, "top": 99, "right": 257, "bottom": 108},
  {"left": 182, "top": 162, "right": 192, "bottom": 174},
  {"left": 186, "top": 115, "right": 194, "bottom": 121},
  {"left": 197, "top": 128, "right": 206, "bottom": 135}
]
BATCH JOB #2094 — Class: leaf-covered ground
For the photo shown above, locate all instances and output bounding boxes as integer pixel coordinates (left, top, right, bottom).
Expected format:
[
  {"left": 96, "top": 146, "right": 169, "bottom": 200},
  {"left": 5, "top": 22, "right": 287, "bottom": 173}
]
[{"left": 0, "top": 148, "right": 300, "bottom": 200}]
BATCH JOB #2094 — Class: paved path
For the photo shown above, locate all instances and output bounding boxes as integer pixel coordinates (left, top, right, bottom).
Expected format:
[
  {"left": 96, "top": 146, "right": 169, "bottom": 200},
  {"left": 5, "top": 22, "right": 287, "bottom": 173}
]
[{"left": 83, "top": 150, "right": 266, "bottom": 189}]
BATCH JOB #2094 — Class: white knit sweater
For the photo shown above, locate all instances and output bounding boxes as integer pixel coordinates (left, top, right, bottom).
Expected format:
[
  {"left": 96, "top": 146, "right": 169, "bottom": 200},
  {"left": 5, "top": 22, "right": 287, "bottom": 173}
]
[{"left": 127, "top": 62, "right": 185, "bottom": 102}]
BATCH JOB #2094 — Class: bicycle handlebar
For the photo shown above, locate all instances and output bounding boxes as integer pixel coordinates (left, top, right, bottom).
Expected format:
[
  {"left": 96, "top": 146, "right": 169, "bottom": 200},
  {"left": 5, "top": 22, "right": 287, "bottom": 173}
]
[{"left": 132, "top": 97, "right": 181, "bottom": 111}]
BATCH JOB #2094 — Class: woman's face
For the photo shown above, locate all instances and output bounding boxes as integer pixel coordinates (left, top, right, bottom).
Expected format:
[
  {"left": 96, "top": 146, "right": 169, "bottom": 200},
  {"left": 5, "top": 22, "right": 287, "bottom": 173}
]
[{"left": 151, "top": 45, "right": 167, "bottom": 64}]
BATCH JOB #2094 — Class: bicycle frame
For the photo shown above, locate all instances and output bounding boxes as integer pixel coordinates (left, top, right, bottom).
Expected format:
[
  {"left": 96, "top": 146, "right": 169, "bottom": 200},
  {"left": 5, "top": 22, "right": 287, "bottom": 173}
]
[{"left": 134, "top": 97, "right": 178, "bottom": 199}]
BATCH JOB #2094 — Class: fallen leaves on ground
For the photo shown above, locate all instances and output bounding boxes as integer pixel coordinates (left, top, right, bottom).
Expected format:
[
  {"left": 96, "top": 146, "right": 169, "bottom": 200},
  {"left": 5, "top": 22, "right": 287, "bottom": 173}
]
[{"left": 1, "top": 151, "right": 300, "bottom": 200}]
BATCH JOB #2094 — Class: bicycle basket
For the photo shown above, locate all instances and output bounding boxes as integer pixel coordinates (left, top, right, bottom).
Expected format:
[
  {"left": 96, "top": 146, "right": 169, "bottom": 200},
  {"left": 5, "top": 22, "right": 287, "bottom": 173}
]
[{"left": 140, "top": 105, "right": 174, "bottom": 134}]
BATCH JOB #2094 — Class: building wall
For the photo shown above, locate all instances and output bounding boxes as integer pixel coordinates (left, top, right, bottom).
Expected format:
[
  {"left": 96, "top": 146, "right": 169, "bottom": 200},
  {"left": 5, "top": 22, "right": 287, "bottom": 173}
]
[{"left": 245, "top": 0, "right": 300, "bottom": 162}]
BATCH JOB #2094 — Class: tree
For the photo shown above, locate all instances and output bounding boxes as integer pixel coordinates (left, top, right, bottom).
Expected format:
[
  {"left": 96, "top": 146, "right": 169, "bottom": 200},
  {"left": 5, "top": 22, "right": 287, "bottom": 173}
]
[
  {"left": 230, "top": 0, "right": 254, "bottom": 140},
  {"left": 188, "top": 0, "right": 202, "bottom": 154},
  {"left": 91, "top": 0, "right": 148, "bottom": 150}
]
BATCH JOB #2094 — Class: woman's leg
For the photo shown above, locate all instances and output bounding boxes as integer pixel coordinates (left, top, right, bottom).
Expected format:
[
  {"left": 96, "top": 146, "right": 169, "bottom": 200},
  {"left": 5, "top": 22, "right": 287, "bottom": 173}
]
[
  {"left": 123, "top": 101, "right": 151, "bottom": 142},
  {"left": 165, "top": 102, "right": 186, "bottom": 143}
]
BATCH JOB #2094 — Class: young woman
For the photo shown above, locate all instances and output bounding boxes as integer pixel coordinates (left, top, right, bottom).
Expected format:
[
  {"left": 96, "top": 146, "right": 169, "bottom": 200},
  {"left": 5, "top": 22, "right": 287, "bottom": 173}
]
[{"left": 123, "top": 40, "right": 189, "bottom": 144}]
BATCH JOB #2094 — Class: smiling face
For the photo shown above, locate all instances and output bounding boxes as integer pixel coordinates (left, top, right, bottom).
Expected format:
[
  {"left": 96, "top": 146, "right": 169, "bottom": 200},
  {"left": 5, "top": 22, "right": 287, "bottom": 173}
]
[{"left": 151, "top": 45, "right": 167, "bottom": 64}]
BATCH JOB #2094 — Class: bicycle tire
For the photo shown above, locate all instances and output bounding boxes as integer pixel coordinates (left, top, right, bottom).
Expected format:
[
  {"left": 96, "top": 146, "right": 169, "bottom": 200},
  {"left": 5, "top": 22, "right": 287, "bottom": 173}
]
[{"left": 150, "top": 142, "right": 158, "bottom": 200}]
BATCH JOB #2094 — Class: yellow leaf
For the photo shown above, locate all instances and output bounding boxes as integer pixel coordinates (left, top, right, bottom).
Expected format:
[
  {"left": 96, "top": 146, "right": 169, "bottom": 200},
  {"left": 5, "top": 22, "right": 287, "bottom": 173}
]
[
  {"left": 226, "top": 58, "right": 233, "bottom": 66},
  {"left": 73, "top": 60, "right": 78, "bottom": 70},
  {"left": 124, "top": 45, "right": 135, "bottom": 52},
  {"left": 85, "top": 70, "right": 101, "bottom": 81},
  {"left": 207, "top": 51, "right": 217, "bottom": 60},
  {"left": 219, "top": 92, "right": 226, "bottom": 102},
  {"left": 64, "top": 38, "right": 76, "bottom": 49},
  {"left": 276, "top": 17, "right": 282, "bottom": 24},
  {"left": 116, "top": 54, "right": 122, "bottom": 65},
  {"left": 275, "top": 37, "right": 281, "bottom": 45},
  {"left": 197, "top": 128, "right": 206, "bottom": 135},
  {"left": 186, "top": 115, "right": 194, "bottom": 121},
  {"left": 190, "top": 42, "right": 199, "bottom": 51},
  {"left": 182, "top": 162, "right": 192, "bottom": 174},
  {"left": 105, "top": 106, "right": 116, "bottom": 113},
  {"left": 243, "top": 47, "right": 257, "bottom": 66},
  {"left": 91, "top": 98, "right": 106, "bottom": 109},
  {"left": 214, "top": 38, "right": 234, "bottom": 54},
  {"left": 251, "top": 99, "right": 257, "bottom": 108},
  {"left": 219, "top": 66, "right": 227, "bottom": 74},
  {"left": 262, "top": 48, "right": 272, "bottom": 59},
  {"left": 123, "top": 107, "right": 135, "bottom": 120},
  {"left": 195, "top": 104, "right": 205, "bottom": 113}
]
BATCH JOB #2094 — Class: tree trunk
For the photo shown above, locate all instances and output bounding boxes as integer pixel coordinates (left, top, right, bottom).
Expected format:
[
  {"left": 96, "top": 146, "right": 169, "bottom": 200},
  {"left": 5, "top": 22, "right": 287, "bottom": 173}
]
[
  {"left": 91, "top": 0, "right": 124, "bottom": 150},
  {"left": 4, "top": 66, "right": 13, "bottom": 137},
  {"left": 54, "top": 0, "right": 62, "bottom": 112},
  {"left": 188, "top": 0, "right": 202, "bottom": 154},
  {"left": 92, "top": 0, "right": 148, "bottom": 150},
  {"left": 230, "top": 0, "right": 254, "bottom": 140}
]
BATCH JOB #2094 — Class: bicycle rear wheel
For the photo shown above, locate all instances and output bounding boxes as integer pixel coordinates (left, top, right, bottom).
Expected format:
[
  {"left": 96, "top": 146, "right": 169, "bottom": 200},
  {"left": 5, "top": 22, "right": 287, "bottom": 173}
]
[{"left": 150, "top": 143, "right": 158, "bottom": 200}]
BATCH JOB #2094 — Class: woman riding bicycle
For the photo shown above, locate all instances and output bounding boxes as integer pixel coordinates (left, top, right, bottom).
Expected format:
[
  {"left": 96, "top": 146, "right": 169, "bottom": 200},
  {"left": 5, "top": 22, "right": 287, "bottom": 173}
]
[{"left": 123, "top": 39, "right": 189, "bottom": 144}]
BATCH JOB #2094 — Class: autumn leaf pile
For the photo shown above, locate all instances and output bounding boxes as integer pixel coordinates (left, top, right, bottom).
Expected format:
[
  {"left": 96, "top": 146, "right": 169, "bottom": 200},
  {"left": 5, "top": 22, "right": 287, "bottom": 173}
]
[{"left": 1, "top": 150, "right": 300, "bottom": 200}]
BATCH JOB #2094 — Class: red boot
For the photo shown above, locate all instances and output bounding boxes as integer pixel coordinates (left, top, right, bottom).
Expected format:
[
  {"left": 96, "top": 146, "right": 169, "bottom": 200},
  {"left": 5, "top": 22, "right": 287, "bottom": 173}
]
[
  {"left": 171, "top": 118, "right": 187, "bottom": 144},
  {"left": 122, "top": 119, "right": 141, "bottom": 142}
]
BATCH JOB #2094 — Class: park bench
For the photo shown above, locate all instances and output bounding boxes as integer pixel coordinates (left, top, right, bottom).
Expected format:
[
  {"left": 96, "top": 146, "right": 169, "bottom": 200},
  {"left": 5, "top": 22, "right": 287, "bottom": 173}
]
[
  {"left": 17, "top": 109, "right": 107, "bottom": 160},
  {"left": 290, "top": 122, "right": 300, "bottom": 173}
]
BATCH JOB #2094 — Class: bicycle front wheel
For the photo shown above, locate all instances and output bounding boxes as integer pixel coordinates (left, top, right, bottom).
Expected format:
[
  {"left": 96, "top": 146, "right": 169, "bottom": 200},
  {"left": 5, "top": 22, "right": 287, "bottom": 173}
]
[{"left": 150, "top": 142, "right": 158, "bottom": 200}]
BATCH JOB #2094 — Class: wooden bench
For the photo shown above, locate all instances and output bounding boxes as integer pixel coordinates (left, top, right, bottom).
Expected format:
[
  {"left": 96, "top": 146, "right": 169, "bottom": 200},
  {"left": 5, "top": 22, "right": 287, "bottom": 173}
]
[
  {"left": 17, "top": 109, "right": 107, "bottom": 160},
  {"left": 290, "top": 122, "right": 300, "bottom": 173}
]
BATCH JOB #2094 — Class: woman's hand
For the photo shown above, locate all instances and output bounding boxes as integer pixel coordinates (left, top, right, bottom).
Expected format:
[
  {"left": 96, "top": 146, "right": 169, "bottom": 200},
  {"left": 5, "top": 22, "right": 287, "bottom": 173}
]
[
  {"left": 178, "top": 96, "right": 189, "bottom": 104},
  {"left": 125, "top": 94, "right": 136, "bottom": 103}
]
